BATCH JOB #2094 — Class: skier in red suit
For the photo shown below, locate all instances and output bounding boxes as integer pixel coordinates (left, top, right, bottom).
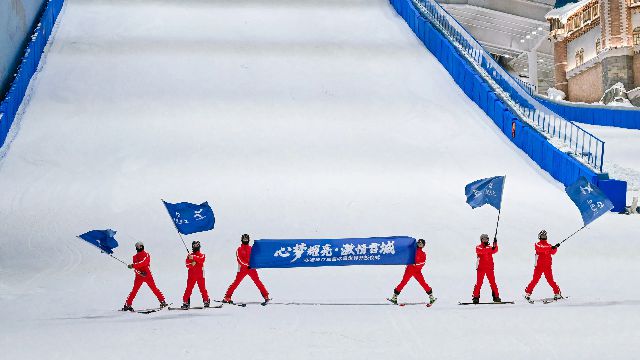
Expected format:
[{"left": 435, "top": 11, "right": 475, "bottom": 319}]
[
  {"left": 524, "top": 230, "right": 562, "bottom": 301},
  {"left": 122, "top": 242, "right": 167, "bottom": 311},
  {"left": 472, "top": 234, "right": 501, "bottom": 304},
  {"left": 181, "top": 240, "right": 210, "bottom": 309},
  {"left": 389, "top": 239, "right": 436, "bottom": 305},
  {"left": 223, "top": 234, "right": 270, "bottom": 304}
]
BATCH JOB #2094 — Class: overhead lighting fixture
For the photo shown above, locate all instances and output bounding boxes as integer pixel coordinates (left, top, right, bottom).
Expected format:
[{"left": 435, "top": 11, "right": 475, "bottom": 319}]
[
  {"left": 532, "top": 31, "right": 537, "bottom": 35},
  {"left": 538, "top": 27, "right": 543, "bottom": 31},
  {"left": 524, "top": 68, "right": 528, "bottom": 71},
  {"left": 526, "top": 35, "right": 531, "bottom": 39},
  {"left": 520, "top": 39, "right": 525, "bottom": 43},
  {"left": 538, "top": 59, "right": 544, "bottom": 62}
]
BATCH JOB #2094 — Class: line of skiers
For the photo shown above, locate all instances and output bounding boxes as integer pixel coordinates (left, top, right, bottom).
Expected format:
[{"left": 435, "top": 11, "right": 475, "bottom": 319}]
[{"left": 121, "top": 230, "right": 562, "bottom": 311}]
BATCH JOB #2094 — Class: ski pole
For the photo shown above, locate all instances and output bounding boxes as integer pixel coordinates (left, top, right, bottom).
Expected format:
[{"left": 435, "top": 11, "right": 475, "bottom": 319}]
[
  {"left": 160, "top": 199, "right": 190, "bottom": 253},
  {"left": 493, "top": 175, "right": 506, "bottom": 239},
  {"left": 108, "top": 253, "right": 145, "bottom": 277}
]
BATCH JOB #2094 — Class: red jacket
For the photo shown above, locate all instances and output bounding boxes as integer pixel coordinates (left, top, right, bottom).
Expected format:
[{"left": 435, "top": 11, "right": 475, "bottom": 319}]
[
  {"left": 186, "top": 251, "right": 206, "bottom": 277},
  {"left": 411, "top": 247, "right": 426, "bottom": 270},
  {"left": 476, "top": 243, "right": 498, "bottom": 269},
  {"left": 534, "top": 240, "right": 557, "bottom": 268},
  {"left": 236, "top": 244, "right": 251, "bottom": 270},
  {"left": 131, "top": 250, "right": 151, "bottom": 277}
]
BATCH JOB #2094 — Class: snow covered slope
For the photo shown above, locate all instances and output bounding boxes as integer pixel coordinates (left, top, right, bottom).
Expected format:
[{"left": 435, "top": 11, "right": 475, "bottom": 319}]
[{"left": 0, "top": 0, "right": 638, "bottom": 359}]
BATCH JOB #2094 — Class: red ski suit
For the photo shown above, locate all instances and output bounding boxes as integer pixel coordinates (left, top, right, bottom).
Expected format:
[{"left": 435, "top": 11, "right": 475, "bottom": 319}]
[
  {"left": 394, "top": 247, "right": 432, "bottom": 294},
  {"left": 473, "top": 242, "right": 499, "bottom": 298},
  {"left": 125, "top": 251, "right": 165, "bottom": 306},
  {"left": 224, "top": 244, "right": 269, "bottom": 299},
  {"left": 525, "top": 240, "right": 561, "bottom": 294},
  {"left": 183, "top": 251, "right": 209, "bottom": 303}
]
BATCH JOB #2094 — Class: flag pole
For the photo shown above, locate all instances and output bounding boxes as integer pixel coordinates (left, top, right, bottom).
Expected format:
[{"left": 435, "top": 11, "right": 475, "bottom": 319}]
[
  {"left": 76, "top": 237, "right": 145, "bottom": 276},
  {"left": 494, "top": 175, "right": 506, "bottom": 239},
  {"left": 559, "top": 225, "right": 587, "bottom": 245},
  {"left": 161, "top": 199, "right": 190, "bottom": 253}
]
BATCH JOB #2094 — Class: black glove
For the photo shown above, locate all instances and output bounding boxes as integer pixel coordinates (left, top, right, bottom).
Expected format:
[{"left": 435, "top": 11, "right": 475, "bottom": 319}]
[
  {"left": 552, "top": 243, "right": 560, "bottom": 249},
  {"left": 247, "top": 266, "right": 252, "bottom": 270}
]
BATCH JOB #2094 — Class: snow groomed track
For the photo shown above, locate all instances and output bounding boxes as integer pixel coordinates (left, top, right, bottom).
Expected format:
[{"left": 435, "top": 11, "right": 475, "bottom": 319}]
[{"left": 0, "top": 1, "right": 639, "bottom": 359}]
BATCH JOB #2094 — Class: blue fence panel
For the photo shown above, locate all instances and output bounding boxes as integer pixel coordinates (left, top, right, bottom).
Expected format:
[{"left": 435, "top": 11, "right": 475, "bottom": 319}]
[
  {"left": 537, "top": 96, "right": 640, "bottom": 130},
  {"left": 0, "top": 0, "right": 65, "bottom": 149}
]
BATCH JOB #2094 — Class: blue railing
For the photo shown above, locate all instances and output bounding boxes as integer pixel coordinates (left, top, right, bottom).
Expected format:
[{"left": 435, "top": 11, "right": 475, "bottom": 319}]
[
  {"left": 537, "top": 96, "right": 640, "bottom": 130},
  {"left": 0, "top": 0, "right": 65, "bottom": 150},
  {"left": 410, "top": 0, "right": 605, "bottom": 172}
]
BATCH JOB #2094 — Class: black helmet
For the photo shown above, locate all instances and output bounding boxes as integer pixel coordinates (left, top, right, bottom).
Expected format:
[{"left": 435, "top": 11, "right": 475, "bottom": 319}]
[
  {"left": 417, "top": 239, "right": 426, "bottom": 247},
  {"left": 538, "top": 230, "right": 547, "bottom": 240},
  {"left": 241, "top": 234, "right": 250, "bottom": 244},
  {"left": 135, "top": 241, "right": 144, "bottom": 252},
  {"left": 192, "top": 240, "right": 201, "bottom": 252}
]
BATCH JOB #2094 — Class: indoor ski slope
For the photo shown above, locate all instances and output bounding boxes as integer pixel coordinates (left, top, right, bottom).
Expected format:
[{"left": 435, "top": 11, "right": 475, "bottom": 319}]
[{"left": 0, "top": 0, "right": 638, "bottom": 359}]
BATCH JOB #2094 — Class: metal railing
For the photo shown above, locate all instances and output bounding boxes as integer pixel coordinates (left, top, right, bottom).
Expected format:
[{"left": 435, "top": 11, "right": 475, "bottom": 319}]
[{"left": 411, "top": 0, "right": 605, "bottom": 172}]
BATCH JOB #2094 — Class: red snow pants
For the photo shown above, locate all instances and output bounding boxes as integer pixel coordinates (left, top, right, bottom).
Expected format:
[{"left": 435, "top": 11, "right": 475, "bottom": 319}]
[
  {"left": 183, "top": 275, "right": 209, "bottom": 303},
  {"left": 525, "top": 266, "right": 560, "bottom": 294},
  {"left": 126, "top": 274, "right": 165, "bottom": 306},
  {"left": 473, "top": 267, "right": 499, "bottom": 298},
  {"left": 225, "top": 268, "right": 269, "bottom": 299},
  {"left": 395, "top": 266, "right": 432, "bottom": 294}
]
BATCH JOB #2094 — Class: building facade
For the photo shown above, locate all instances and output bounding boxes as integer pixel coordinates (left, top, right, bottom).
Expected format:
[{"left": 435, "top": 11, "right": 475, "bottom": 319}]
[{"left": 547, "top": 0, "right": 640, "bottom": 102}]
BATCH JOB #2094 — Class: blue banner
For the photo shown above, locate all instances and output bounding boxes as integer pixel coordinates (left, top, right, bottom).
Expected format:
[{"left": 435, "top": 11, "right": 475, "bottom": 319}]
[
  {"left": 78, "top": 229, "right": 119, "bottom": 254},
  {"left": 249, "top": 236, "right": 417, "bottom": 269},
  {"left": 163, "top": 200, "right": 215, "bottom": 235},
  {"left": 565, "top": 176, "right": 614, "bottom": 226},
  {"left": 465, "top": 176, "right": 505, "bottom": 210}
]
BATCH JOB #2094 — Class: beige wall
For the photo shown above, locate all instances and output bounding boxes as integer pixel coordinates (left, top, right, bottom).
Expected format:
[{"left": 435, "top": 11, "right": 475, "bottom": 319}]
[{"left": 568, "top": 63, "right": 603, "bottom": 102}]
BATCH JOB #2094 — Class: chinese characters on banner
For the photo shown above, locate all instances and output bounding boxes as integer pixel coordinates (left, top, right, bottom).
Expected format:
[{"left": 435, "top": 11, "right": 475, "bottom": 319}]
[{"left": 249, "top": 236, "right": 417, "bottom": 269}]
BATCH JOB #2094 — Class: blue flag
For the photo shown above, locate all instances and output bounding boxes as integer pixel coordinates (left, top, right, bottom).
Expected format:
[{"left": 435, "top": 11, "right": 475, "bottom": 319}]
[
  {"left": 78, "top": 229, "right": 119, "bottom": 254},
  {"left": 565, "top": 177, "right": 614, "bottom": 226},
  {"left": 163, "top": 200, "right": 215, "bottom": 235},
  {"left": 249, "top": 236, "right": 416, "bottom": 269},
  {"left": 465, "top": 176, "right": 505, "bottom": 210}
]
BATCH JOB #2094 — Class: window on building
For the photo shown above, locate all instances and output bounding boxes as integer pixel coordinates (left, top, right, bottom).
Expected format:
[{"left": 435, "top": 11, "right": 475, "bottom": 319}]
[
  {"left": 583, "top": 9, "right": 590, "bottom": 24},
  {"left": 596, "top": 38, "right": 601, "bottom": 54},
  {"left": 576, "top": 48, "right": 584, "bottom": 67},
  {"left": 634, "top": 27, "right": 640, "bottom": 46},
  {"left": 592, "top": 4, "right": 599, "bottom": 18},
  {"left": 573, "top": 16, "right": 580, "bottom": 29}
]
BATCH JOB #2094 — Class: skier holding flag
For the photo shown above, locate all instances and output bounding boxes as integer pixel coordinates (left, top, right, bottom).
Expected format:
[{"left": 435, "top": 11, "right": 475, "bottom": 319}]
[
  {"left": 472, "top": 234, "right": 501, "bottom": 304},
  {"left": 524, "top": 230, "right": 562, "bottom": 302},
  {"left": 223, "top": 234, "right": 271, "bottom": 305},
  {"left": 181, "top": 240, "right": 211, "bottom": 309},
  {"left": 122, "top": 242, "right": 168, "bottom": 311},
  {"left": 388, "top": 239, "right": 436, "bottom": 306}
]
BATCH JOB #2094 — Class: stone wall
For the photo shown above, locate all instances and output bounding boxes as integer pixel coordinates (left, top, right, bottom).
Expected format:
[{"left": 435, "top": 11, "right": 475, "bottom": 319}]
[
  {"left": 568, "top": 63, "right": 603, "bottom": 102},
  {"left": 634, "top": 53, "right": 640, "bottom": 89},
  {"left": 554, "top": 40, "right": 569, "bottom": 94},
  {"left": 601, "top": 54, "right": 634, "bottom": 90}
]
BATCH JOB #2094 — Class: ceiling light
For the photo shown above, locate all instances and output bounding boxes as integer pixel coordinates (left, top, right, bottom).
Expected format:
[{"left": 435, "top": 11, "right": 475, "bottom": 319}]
[
  {"left": 520, "top": 39, "right": 525, "bottom": 43},
  {"left": 532, "top": 31, "right": 537, "bottom": 35},
  {"left": 526, "top": 35, "right": 531, "bottom": 39},
  {"left": 524, "top": 68, "right": 528, "bottom": 71},
  {"left": 538, "top": 27, "right": 543, "bottom": 31}
]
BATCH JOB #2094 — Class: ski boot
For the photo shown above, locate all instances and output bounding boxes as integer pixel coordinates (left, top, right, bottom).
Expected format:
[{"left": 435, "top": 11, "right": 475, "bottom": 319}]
[
  {"left": 472, "top": 296, "right": 479, "bottom": 304},
  {"left": 388, "top": 293, "right": 398, "bottom": 305},
  {"left": 204, "top": 299, "right": 210, "bottom": 308},
  {"left": 121, "top": 304, "right": 134, "bottom": 312},
  {"left": 428, "top": 294, "right": 436, "bottom": 306},
  {"left": 524, "top": 292, "right": 532, "bottom": 303},
  {"left": 492, "top": 294, "right": 501, "bottom": 302},
  {"left": 222, "top": 297, "right": 234, "bottom": 304},
  {"left": 261, "top": 297, "right": 271, "bottom": 306},
  {"left": 180, "top": 300, "right": 190, "bottom": 310},
  {"left": 159, "top": 301, "right": 169, "bottom": 309},
  {"left": 553, "top": 292, "right": 563, "bottom": 300}
]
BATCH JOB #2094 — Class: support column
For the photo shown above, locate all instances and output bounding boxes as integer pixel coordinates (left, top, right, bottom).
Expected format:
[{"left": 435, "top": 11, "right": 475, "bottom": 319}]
[
  {"left": 554, "top": 39, "right": 568, "bottom": 95},
  {"left": 528, "top": 51, "right": 539, "bottom": 91}
]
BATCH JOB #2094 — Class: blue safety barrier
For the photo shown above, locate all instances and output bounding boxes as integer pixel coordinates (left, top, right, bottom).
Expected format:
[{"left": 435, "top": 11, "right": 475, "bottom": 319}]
[
  {"left": 389, "top": 0, "right": 626, "bottom": 211},
  {"left": 0, "top": 0, "right": 65, "bottom": 150},
  {"left": 537, "top": 97, "right": 640, "bottom": 130}
]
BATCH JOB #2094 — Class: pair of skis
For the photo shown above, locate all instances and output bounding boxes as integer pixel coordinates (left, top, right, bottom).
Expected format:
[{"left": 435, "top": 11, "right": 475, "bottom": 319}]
[
  {"left": 386, "top": 298, "right": 437, "bottom": 307},
  {"left": 524, "top": 295, "right": 569, "bottom": 304}
]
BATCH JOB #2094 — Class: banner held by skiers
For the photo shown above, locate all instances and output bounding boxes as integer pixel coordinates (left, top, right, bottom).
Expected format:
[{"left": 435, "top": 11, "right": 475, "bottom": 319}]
[{"left": 249, "top": 236, "right": 417, "bottom": 269}]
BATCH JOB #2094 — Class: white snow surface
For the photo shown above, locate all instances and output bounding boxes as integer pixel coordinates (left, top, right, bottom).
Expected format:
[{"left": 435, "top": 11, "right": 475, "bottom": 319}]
[
  {"left": 545, "top": 0, "right": 592, "bottom": 22},
  {"left": 0, "top": 0, "right": 639, "bottom": 359}
]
